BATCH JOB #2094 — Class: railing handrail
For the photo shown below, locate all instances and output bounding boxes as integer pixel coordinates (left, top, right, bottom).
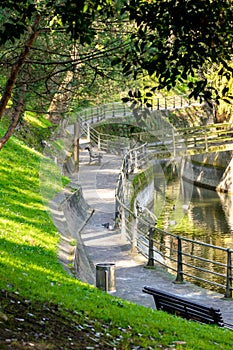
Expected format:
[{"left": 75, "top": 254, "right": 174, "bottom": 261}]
[
  {"left": 76, "top": 98, "right": 233, "bottom": 298},
  {"left": 114, "top": 144, "right": 233, "bottom": 298}
]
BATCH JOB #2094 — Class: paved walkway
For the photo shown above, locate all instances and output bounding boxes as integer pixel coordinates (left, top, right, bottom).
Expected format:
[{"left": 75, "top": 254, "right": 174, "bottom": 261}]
[{"left": 56, "top": 146, "right": 233, "bottom": 326}]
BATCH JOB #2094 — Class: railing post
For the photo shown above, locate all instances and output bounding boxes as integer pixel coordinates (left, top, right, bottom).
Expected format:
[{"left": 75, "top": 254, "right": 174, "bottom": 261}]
[
  {"left": 157, "top": 98, "right": 160, "bottom": 110},
  {"left": 205, "top": 128, "right": 208, "bottom": 151},
  {"left": 172, "top": 129, "right": 176, "bottom": 158},
  {"left": 73, "top": 121, "right": 80, "bottom": 172},
  {"left": 134, "top": 150, "right": 138, "bottom": 173},
  {"left": 174, "top": 236, "right": 184, "bottom": 283},
  {"left": 98, "top": 133, "right": 101, "bottom": 150},
  {"left": 144, "top": 144, "right": 148, "bottom": 163},
  {"left": 87, "top": 124, "right": 90, "bottom": 143},
  {"left": 225, "top": 249, "right": 232, "bottom": 298},
  {"left": 129, "top": 151, "right": 133, "bottom": 174},
  {"left": 121, "top": 206, "right": 127, "bottom": 240},
  {"left": 131, "top": 204, "right": 138, "bottom": 253},
  {"left": 147, "top": 226, "right": 154, "bottom": 267},
  {"left": 165, "top": 97, "right": 167, "bottom": 109}
]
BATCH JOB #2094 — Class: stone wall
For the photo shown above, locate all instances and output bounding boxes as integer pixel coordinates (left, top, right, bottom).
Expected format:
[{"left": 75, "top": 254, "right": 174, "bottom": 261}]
[{"left": 182, "top": 151, "right": 233, "bottom": 194}]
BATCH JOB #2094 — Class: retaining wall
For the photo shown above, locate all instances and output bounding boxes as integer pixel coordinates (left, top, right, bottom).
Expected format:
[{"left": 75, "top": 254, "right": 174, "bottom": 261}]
[{"left": 182, "top": 151, "right": 233, "bottom": 194}]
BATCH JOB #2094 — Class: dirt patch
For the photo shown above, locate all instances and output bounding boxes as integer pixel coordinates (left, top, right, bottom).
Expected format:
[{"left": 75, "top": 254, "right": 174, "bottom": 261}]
[{"left": 0, "top": 290, "right": 128, "bottom": 350}]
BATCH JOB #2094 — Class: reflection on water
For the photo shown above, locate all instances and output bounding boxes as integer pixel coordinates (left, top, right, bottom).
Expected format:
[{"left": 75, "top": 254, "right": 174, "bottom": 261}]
[
  {"left": 159, "top": 178, "right": 233, "bottom": 248},
  {"left": 153, "top": 170, "right": 233, "bottom": 293}
]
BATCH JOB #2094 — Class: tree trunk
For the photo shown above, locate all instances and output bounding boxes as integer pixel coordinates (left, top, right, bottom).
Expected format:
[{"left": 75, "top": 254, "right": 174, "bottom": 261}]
[
  {"left": 0, "top": 15, "right": 40, "bottom": 150},
  {"left": 46, "top": 70, "right": 74, "bottom": 124},
  {"left": 0, "top": 75, "right": 27, "bottom": 150}
]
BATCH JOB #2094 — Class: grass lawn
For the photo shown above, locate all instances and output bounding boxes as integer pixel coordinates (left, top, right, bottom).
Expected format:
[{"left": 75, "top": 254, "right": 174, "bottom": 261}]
[{"left": 0, "top": 126, "right": 233, "bottom": 349}]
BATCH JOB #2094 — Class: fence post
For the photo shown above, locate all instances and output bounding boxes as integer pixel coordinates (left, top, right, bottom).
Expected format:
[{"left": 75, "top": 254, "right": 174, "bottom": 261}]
[
  {"left": 121, "top": 206, "right": 127, "bottom": 240},
  {"left": 205, "top": 128, "right": 208, "bottom": 151},
  {"left": 98, "top": 133, "right": 101, "bottom": 150},
  {"left": 147, "top": 226, "right": 154, "bottom": 267},
  {"left": 134, "top": 150, "right": 138, "bottom": 173},
  {"left": 73, "top": 121, "right": 80, "bottom": 172},
  {"left": 87, "top": 124, "right": 90, "bottom": 143},
  {"left": 174, "top": 236, "right": 184, "bottom": 283},
  {"left": 131, "top": 204, "right": 138, "bottom": 253},
  {"left": 225, "top": 249, "right": 232, "bottom": 298},
  {"left": 172, "top": 129, "right": 176, "bottom": 158}
]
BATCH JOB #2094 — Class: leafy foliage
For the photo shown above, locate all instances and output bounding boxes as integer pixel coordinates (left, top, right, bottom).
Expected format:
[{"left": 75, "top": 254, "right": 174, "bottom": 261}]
[{"left": 118, "top": 0, "right": 233, "bottom": 104}]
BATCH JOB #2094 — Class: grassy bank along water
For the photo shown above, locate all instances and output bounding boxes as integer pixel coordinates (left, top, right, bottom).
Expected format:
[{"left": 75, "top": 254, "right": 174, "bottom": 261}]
[{"left": 0, "top": 129, "right": 233, "bottom": 349}]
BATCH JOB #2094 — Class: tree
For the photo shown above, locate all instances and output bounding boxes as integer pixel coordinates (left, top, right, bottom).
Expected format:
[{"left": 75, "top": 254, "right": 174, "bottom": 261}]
[
  {"left": 118, "top": 0, "right": 233, "bottom": 107},
  {"left": 0, "top": 0, "right": 125, "bottom": 149},
  {"left": 1, "top": 0, "right": 233, "bottom": 150}
]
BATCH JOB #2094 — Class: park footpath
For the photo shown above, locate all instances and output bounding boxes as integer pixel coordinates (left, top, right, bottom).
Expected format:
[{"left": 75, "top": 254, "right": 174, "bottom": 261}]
[{"left": 55, "top": 146, "right": 233, "bottom": 326}]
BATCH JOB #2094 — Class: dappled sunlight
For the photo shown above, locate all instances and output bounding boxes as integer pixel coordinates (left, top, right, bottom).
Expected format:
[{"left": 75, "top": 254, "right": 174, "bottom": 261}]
[
  {"left": 24, "top": 112, "right": 52, "bottom": 128},
  {"left": 0, "top": 219, "right": 58, "bottom": 247},
  {"left": 0, "top": 236, "right": 94, "bottom": 304}
]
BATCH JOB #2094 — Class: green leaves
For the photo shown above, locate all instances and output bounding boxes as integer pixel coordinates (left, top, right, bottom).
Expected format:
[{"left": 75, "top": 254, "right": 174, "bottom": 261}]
[
  {"left": 121, "top": 0, "right": 233, "bottom": 104},
  {"left": 0, "top": 1, "right": 37, "bottom": 44}
]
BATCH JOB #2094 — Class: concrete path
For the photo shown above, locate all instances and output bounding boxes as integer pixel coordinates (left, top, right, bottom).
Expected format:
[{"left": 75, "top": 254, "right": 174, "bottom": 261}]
[{"left": 57, "top": 146, "right": 233, "bottom": 326}]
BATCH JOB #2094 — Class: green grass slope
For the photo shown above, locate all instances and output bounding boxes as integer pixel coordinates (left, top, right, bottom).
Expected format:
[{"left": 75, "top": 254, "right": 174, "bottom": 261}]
[{"left": 0, "top": 130, "right": 233, "bottom": 349}]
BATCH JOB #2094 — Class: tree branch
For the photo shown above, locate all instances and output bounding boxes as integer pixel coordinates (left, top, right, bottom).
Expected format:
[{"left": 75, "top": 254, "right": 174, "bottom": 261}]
[{"left": 0, "top": 14, "right": 40, "bottom": 121}]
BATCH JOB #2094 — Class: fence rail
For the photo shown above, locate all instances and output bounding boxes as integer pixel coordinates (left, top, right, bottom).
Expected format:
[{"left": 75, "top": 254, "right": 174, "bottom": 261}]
[
  {"left": 114, "top": 146, "right": 233, "bottom": 298},
  {"left": 77, "top": 95, "right": 199, "bottom": 127},
  {"left": 137, "top": 122, "right": 233, "bottom": 157},
  {"left": 116, "top": 184, "right": 233, "bottom": 297},
  {"left": 78, "top": 100, "right": 233, "bottom": 158},
  {"left": 76, "top": 98, "right": 233, "bottom": 298}
]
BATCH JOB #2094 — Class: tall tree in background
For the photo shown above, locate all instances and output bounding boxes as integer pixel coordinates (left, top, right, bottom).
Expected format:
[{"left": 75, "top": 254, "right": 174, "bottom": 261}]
[
  {"left": 1, "top": 0, "right": 233, "bottom": 150},
  {"left": 119, "top": 0, "right": 233, "bottom": 113},
  {"left": 0, "top": 0, "right": 126, "bottom": 149}
]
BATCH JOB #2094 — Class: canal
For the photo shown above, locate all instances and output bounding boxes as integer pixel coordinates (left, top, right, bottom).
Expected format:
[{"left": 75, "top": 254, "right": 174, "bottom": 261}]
[{"left": 151, "top": 162, "right": 233, "bottom": 293}]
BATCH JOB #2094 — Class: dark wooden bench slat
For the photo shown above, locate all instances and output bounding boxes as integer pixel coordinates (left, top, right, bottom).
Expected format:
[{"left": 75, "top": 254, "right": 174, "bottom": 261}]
[
  {"left": 156, "top": 300, "right": 222, "bottom": 325},
  {"left": 85, "top": 146, "right": 102, "bottom": 164},
  {"left": 143, "top": 286, "right": 224, "bottom": 327}
]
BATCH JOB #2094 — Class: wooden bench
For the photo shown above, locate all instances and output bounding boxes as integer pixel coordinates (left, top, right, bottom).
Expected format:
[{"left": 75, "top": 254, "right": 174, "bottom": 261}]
[
  {"left": 85, "top": 146, "right": 102, "bottom": 165},
  {"left": 142, "top": 286, "right": 232, "bottom": 328}
]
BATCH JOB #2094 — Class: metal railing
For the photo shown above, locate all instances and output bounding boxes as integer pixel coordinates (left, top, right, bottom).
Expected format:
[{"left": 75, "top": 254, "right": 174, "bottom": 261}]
[
  {"left": 115, "top": 148, "right": 233, "bottom": 298},
  {"left": 134, "top": 122, "right": 233, "bottom": 158},
  {"left": 78, "top": 100, "right": 233, "bottom": 159},
  {"left": 77, "top": 95, "right": 199, "bottom": 130},
  {"left": 76, "top": 99, "right": 233, "bottom": 298},
  {"left": 81, "top": 123, "right": 130, "bottom": 154}
]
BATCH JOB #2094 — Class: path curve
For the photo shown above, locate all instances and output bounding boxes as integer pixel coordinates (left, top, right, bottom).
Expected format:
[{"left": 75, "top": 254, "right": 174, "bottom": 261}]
[{"left": 75, "top": 147, "right": 233, "bottom": 325}]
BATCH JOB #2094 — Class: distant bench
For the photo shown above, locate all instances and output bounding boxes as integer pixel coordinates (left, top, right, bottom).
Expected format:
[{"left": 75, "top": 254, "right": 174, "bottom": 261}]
[
  {"left": 85, "top": 146, "right": 102, "bottom": 165},
  {"left": 142, "top": 286, "right": 233, "bottom": 330}
]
